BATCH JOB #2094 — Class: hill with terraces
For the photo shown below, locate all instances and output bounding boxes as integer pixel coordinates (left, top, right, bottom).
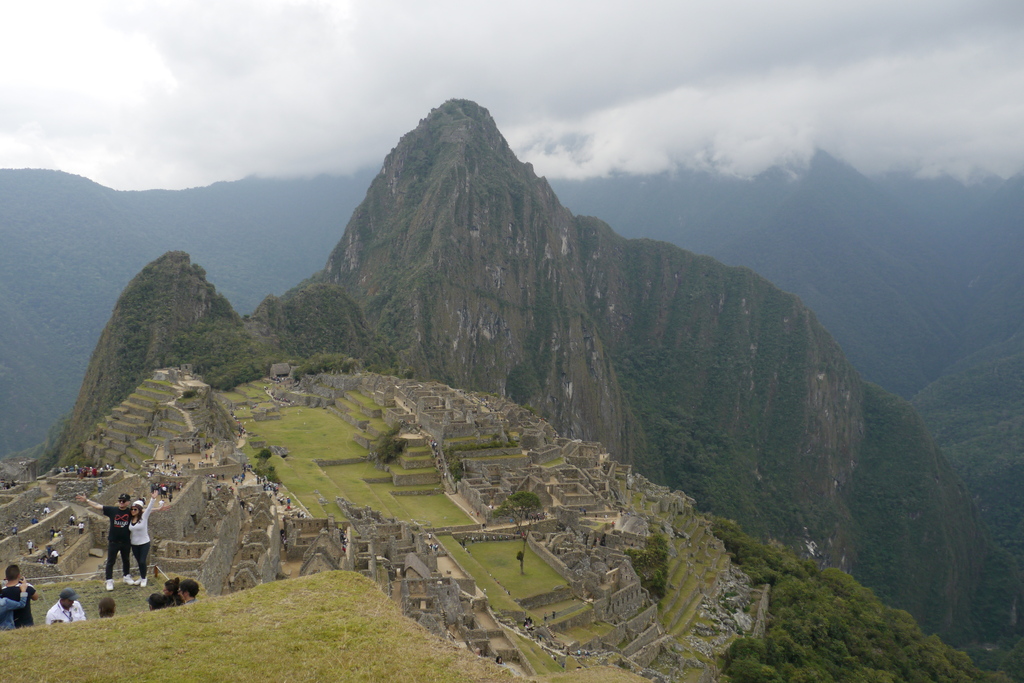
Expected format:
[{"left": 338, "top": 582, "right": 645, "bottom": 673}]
[
  {"left": 81, "top": 367, "right": 236, "bottom": 470},
  {"left": 5, "top": 366, "right": 990, "bottom": 681},
  {"left": 54, "top": 251, "right": 269, "bottom": 469}
]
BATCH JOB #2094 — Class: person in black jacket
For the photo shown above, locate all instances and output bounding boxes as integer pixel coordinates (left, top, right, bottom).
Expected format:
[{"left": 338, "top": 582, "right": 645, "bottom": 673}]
[
  {"left": 78, "top": 493, "right": 133, "bottom": 591},
  {"left": 1, "top": 565, "right": 39, "bottom": 627}
]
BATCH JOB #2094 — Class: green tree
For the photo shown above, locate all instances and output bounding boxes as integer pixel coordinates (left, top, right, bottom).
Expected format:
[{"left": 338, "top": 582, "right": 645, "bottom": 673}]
[
  {"left": 625, "top": 532, "right": 670, "bottom": 600},
  {"left": 371, "top": 424, "right": 405, "bottom": 467},
  {"left": 1001, "top": 637, "right": 1024, "bottom": 682},
  {"left": 494, "top": 490, "right": 542, "bottom": 574}
]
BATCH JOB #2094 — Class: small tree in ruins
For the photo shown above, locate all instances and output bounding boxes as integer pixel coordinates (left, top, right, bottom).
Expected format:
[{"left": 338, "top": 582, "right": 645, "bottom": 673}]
[{"left": 494, "top": 490, "right": 542, "bottom": 574}]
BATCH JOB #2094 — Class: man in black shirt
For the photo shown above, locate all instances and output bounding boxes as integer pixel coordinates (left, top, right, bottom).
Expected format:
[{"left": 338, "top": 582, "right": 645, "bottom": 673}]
[
  {"left": 2, "top": 565, "right": 38, "bottom": 627},
  {"left": 77, "top": 493, "right": 133, "bottom": 591}
]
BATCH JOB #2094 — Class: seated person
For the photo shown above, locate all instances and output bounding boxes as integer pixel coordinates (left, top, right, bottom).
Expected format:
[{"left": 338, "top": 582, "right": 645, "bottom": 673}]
[{"left": 45, "top": 588, "right": 87, "bottom": 624}]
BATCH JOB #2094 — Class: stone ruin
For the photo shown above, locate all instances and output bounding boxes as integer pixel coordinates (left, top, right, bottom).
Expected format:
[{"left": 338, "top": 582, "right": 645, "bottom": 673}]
[
  {"left": 1, "top": 469, "right": 282, "bottom": 597},
  {"left": 81, "top": 368, "right": 236, "bottom": 471},
  {"left": 279, "top": 371, "right": 760, "bottom": 680},
  {"left": 2, "top": 366, "right": 760, "bottom": 681}
]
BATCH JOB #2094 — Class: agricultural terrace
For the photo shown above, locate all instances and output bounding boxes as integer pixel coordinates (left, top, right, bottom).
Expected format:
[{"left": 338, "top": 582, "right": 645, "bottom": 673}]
[{"left": 231, "top": 384, "right": 473, "bottom": 526}]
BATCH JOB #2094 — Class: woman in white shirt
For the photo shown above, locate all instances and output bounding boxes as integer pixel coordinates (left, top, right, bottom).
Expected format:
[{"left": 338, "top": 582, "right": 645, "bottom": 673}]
[{"left": 127, "top": 489, "right": 161, "bottom": 587}]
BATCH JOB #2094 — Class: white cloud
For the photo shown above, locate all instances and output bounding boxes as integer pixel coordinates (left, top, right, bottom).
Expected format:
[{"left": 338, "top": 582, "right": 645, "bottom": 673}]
[{"left": 1, "top": 0, "right": 1023, "bottom": 188}]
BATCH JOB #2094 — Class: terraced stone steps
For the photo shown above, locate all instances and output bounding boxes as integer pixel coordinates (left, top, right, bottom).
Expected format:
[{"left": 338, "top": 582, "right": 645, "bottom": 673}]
[{"left": 83, "top": 376, "right": 196, "bottom": 470}]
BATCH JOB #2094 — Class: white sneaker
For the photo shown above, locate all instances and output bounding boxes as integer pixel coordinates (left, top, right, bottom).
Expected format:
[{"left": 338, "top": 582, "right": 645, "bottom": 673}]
[
  {"left": 123, "top": 575, "right": 136, "bottom": 585},
  {"left": 140, "top": 578, "right": 148, "bottom": 587},
  {"left": 105, "top": 579, "right": 114, "bottom": 591}
]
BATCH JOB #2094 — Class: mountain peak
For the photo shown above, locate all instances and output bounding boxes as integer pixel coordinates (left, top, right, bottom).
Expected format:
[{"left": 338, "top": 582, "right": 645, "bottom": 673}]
[{"left": 381, "top": 98, "right": 517, "bottom": 183}]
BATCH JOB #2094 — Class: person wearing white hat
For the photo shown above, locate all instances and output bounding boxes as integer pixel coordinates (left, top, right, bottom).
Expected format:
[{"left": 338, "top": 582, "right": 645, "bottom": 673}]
[{"left": 127, "top": 489, "right": 162, "bottom": 587}]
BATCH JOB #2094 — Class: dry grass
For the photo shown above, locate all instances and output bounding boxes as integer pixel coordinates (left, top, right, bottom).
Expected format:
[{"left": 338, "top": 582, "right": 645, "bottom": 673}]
[
  {"left": 4, "top": 572, "right": 643, "bottom": 683},
  {"left": 2, "top": 572, "right": 512, "bottom": 683}
]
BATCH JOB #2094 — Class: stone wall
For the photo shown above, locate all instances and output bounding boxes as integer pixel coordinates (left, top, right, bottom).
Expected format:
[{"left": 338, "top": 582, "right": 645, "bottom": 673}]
[
  {"left": 193, "top": 495, "right": 242, "bottom": 595},
  {"left": 527, "top": 533, "right": 581, "bottom": 593},
  {"left": 548, "top": 605, "right": 596, "bottom": 633},
  {"left": 183, "top": 462, "right": 242, "bottom": 478},
  {"left": 528, "top": 445, "right": 562, "bottom": 465},
  {"left": 621, "top": 622, "right": 663, "bottom": 658},
  {"left": 391, "top": 470, "right": 440, "bottom": 486},
  {"left": 51, "top": 470, "right": 131, "bottom": 503},
  {"left": 314, "top": 457, "right": 367, "bottom": 467},
  {"left": 0, "top": 495, "right": 77, "bottom": 565},
  {"left": 517, "top": 585, "right": 573, "bottom": 610},
  {"left": 18, "top": 531, "right": 95, "bottom": 582},
  {"left": 0, "top": 486, "right": 44, "bottom": 529},
  {"left": 148, "top": 477, "right": 205, "bottom": 542},
  {"left": 462, "top": 454, "right": 531, "bottom": 473}
]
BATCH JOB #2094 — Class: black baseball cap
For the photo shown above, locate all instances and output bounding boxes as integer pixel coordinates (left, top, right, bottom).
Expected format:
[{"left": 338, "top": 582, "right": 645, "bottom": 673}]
[{"left": 118, "top": 493, "right": 131, "bottom": 502}]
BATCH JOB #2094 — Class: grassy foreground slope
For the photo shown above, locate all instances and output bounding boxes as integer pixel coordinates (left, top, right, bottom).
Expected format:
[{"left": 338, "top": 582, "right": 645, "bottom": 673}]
[{"left": 2, "top": 571, "right": 643, "bottom": 683}]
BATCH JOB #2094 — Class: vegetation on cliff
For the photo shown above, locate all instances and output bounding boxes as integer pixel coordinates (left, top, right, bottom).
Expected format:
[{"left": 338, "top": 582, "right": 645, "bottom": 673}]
[
  {"left": 714, "top": 519, "right": 995, "bottom": 683},
  {"left": 914, "top": 346, "right": 1024, "bottom": 567},
  {"left": 247, "top": 282, "right": 400, "bottom": 373}
]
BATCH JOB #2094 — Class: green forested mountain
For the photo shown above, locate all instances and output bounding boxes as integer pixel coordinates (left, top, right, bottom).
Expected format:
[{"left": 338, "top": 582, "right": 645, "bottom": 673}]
[
  {"left": 320, "top": 99, "right": 1019, "bottom": 644},
  {"left": 553, "top": 160, "right": 1024, "bottom": 651},
  {"left": 246, "top": 282, "right": 397, "bottom": 368},
  {"left": 0, "top": 169, "right": 370, "bottom": 456},
  {"left": 914, "top": 338, "right": 1024, "bottom": 567},
  {"left": 714, "top": 519, "right": 995, "bottom": 683},
  {"left": 57, "top": 252, "right": 271, "bottom": 463}
]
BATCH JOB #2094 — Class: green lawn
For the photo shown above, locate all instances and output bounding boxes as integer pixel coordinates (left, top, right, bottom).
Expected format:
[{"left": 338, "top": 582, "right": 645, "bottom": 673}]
[
  {"left": 388, "top": 462, "right": 438, "bottom": 476},
  {"left": 234, "top": 400, "right": 472, "bottom": 527},
  {"left": 244, "top": 406, "right": 368, "bottom": 460},
  {"left": 321, "top": 462, "right": 471, "bottom": 526},
  {"left": 440, "top": 539, "right": 565, "bottom": 602},
  {"left": 378, "top": 487, "right": 470, "bottom": 526},
  {"left": 438, "top": 537, "right": 520, "bottom": 613},
  {"left": 344, "top": 391, "right": 378, "bottom": 409}
]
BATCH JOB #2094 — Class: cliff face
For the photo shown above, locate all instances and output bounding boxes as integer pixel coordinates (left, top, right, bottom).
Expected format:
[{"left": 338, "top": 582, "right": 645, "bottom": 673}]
[
  {"left": 325, "top": 100, "right": 633, "bottom": 458},
  {"left": 323, "top": 100, "right": 1015, "bottom": 641}
]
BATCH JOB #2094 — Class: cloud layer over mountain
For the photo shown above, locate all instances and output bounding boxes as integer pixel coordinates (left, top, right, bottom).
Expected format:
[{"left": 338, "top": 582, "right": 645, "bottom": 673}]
[{"left": 2, "top": 0, "right": 1022, "bottom": 189}]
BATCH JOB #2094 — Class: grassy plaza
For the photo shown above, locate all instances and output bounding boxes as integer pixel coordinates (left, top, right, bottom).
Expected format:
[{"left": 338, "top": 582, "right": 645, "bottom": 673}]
[{"left": 233, "top": 386, "right": 472, "bottom": 526}]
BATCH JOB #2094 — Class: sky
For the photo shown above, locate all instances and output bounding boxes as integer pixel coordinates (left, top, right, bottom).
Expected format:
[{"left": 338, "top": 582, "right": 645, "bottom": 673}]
[{"left": 1, "top": 0, "right": 1023, "bottom": 190}]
